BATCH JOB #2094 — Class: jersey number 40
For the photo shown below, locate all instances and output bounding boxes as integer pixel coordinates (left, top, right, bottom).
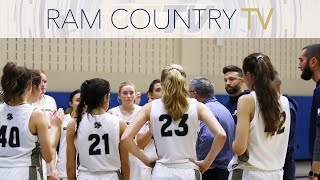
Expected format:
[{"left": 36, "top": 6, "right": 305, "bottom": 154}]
[{"left": 0, "top": 125, "right": 20, "bottom": 148}]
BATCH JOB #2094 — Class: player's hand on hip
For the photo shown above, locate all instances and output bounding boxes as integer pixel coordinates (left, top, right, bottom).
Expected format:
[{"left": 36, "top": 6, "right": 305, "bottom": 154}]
[
  {"left": 190, "top": 158, "right": 210, "bottom": 174},
  {"left": 144, "top": 157, "right": 156, "bottom": 168}
]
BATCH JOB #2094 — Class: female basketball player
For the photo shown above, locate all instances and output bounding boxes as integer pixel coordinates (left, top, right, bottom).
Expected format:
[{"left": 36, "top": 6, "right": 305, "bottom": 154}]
[
  {"left": 229, "top": 53, "right": 290, "bottom": 180},
  {"left": 108, "top": 82, "right": 142, "bottom": 124},
  {"left": 146, "top": 79, "right": 162, "bottom": 102},
  {"left": 56, "top": 89, "right": 80, "bottom": 180},
  {"left": 33, "top": 70, "right": 57, "bottom": 117},
  {"left": 28, "top": 70, "right": 42, "bottom": 104},
  {"left": 137, "top": 79, "right": 162, "bottom": 180},
  {"left": 121, "top": 64, "right": 226, "bottom": 180},
  {"left": 0, "top": 62, "right": 54, "bottom": 179},
  {"left": 66, "top": 78, "right": 129, "bottom": 180},
  {"left": 32, "top": 70, "right": 58, "bottom": 179},
  {"left": 108, "top": 81, "right": 142, "bottom": 180}
]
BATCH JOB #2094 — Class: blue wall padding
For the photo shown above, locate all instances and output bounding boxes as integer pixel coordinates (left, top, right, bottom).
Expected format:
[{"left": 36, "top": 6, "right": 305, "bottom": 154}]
[
  {"left": 289, "top": 96, "right": 313, "bottom": 160},
  {"left": 46, "top": 92, "right": 149, "bottom": 110},
  {"left": 47, "top": 92, "right": 313, "bottom": 160}
]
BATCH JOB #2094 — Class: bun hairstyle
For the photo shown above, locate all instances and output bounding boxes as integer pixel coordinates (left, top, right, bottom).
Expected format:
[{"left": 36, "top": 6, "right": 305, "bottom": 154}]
[
  {"left": 1, "top": 62, "right": 32, "bottom": 104},
  {"left": 76, "top": 78, "right": 110, "bottom": 134},
  {"left": 161, "top": 64, "right": 189, "bottom": 121},
  {"left": 242, "top": 53, "right": 281, "bottom": 136}
]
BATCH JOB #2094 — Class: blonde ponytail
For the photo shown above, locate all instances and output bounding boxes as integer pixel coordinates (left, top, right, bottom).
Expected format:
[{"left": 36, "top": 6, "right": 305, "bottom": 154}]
[{"left": 161, "top": 64, "right": 189, "bottom": 121}]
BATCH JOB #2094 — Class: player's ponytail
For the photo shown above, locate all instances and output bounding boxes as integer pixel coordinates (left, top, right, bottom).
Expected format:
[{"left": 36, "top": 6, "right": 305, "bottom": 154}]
[
  {"left": 243, "top": 53, "right": 281, "bottom": 136},
  {"left": 161, "top": 64, "right": 189, "bottom": 121},
  {"left": 75, "top": 78, "right": 110, "bottom": 135}
]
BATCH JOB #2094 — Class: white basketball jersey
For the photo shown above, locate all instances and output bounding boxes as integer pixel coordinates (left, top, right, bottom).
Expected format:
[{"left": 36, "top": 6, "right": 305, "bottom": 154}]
[
  {"left": 56, "top": 114, "right": 72, "bottom": 178},
  {"left": 109, "top": 104, "right": 141, "bottom": 124},
  {"left": 0, "top": 103, "right": 38, "bottom": 167},
  {"left": 151, "top": 98, "right": 199, "bottom": 164},
  {"left": 32, "top": 94, "right": 57, "bottom": 179},
  {"left": 110, "top": 104, "right": 142, "bottom": 180},
  {"left": 76, "top": 113, "right": 121, "bottom": 172},
  {"left": 32, "top": 95, "right": 57, "bottom": 114},
  {"left": 229, "top": 92, "right": 290, "bottom": 171}
]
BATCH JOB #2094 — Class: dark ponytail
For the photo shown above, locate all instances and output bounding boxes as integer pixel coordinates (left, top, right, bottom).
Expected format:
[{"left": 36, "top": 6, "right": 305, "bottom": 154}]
[
  {"left": 76, "top": 98, "right": 86, "bottom": 134},
  {"left": 243, "top": 53, "right": 281, "bottom": 136},
  {"left": 1, "top": 62, "right": 32, "bottom": 104},
  {"left": 75, "top": 78, "right": 110, "bottom": 135}
]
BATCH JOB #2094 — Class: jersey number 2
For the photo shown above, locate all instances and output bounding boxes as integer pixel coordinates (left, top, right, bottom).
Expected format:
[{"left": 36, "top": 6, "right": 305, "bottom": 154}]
[
  {"left": 0, "top": 125, "right": 20, "bottom": 148},
  {"left": 88, "top": 134, "right": 109, "bottom": 155},
  {"left": 160, "top": 114, "right": 188, "bottom": 137}
]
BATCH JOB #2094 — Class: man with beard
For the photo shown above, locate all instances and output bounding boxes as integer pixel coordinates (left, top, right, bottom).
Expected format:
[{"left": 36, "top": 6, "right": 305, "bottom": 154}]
[
  {"left": 222, "top": 65, "right": 249, "bottom": 123},
  {"left": 298, "top": 44, "right": 320, "bottom": 180}
]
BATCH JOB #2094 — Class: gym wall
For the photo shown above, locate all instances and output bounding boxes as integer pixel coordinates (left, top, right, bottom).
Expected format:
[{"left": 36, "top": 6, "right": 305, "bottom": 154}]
[{"left": 0, "top": 38, "right": 317, "bottom": 95}]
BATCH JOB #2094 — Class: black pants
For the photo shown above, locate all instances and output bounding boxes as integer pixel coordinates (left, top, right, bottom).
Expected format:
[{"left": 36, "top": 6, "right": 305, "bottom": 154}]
[
  {"left": 283, "top": 159, "right": 295, "bottom": 180},
  {"left": 202, "top": 167, "right": 229, "bottom": 180}
]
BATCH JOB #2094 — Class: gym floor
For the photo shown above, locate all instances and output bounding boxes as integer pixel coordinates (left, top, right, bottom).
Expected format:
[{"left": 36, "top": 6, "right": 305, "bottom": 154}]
[{"left": 296, "top": 161, "right": 311, "bottom": 179}]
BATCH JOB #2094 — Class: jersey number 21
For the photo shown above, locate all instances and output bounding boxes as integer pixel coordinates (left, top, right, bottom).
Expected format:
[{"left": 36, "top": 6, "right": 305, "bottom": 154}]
[{"left": 88, "top": 134, "right": 109, "bottom": 155}]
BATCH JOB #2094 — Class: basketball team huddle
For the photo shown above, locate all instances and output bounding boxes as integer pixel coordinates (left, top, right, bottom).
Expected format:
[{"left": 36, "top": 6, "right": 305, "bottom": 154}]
[{"left": 1, "top": 44, "right": 320, "bottom": 180}]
